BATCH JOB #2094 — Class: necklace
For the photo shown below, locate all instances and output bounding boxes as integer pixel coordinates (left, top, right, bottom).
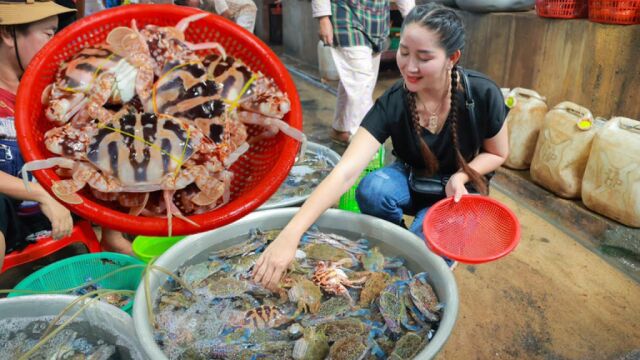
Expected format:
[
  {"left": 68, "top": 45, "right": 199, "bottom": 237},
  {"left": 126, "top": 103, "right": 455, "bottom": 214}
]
[
  {"left": 419, "top": 77, "right": 451, "bottom": 133},
  {"left": 423, "top": 100, "right": 443, "bottom": 133}
]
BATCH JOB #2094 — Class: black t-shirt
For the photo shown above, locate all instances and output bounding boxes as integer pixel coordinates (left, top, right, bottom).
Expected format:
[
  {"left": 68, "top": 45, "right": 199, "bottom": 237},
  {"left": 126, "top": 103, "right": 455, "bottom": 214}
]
[{"left": 361, "top": 69, "right": 506, "bottom": 176}]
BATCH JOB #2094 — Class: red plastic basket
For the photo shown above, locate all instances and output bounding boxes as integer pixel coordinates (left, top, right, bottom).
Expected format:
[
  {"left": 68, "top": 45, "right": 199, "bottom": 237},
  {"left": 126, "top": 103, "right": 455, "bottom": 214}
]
[
  {"left": 15, "top": 5, "right": 302, "bottom": 236},
  {"left": 536, "top": 0, "right": 589, "bottom": 18},
  {"left": 423, "top": 195, "right": 521, "bottom": 264},
  {"left": 589, "top": 0, "right": 640, "bottom": 24}
]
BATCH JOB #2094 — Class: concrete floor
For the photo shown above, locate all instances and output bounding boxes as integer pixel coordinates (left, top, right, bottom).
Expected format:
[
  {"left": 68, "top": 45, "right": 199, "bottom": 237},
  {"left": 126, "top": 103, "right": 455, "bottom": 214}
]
[{"left": 290, "top": 69, "right": 640, "bottom": 360}]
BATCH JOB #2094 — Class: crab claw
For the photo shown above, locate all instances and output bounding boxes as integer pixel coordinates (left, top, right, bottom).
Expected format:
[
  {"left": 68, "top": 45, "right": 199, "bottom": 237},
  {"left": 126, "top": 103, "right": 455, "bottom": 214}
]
[
  {"left": 192, "top": 175, "right": 225, "bottom": 206},
  {"left": 106, "top": 26, "right": 148, "bottom": 57},
  {"left": 51, "top": 180, "right": 84, "bottom": 205}
]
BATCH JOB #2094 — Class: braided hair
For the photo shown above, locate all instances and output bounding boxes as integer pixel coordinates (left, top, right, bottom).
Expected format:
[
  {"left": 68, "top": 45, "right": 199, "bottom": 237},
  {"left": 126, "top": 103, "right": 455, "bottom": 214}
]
[{"left": 402, "top": 3, "right": 488, "bottom": 195}]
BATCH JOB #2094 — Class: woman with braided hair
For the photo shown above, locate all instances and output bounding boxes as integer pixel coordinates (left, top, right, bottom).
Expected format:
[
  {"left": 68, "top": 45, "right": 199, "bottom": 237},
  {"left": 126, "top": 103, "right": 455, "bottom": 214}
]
[{"left": 253, "top": 3, "right": 508, "bottom": 288}]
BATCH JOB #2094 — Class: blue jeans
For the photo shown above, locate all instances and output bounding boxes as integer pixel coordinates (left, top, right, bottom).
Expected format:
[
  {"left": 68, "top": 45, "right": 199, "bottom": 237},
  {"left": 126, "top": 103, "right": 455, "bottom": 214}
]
[{"left": 355, "top": 162, "right": 455, "bottom": 266}]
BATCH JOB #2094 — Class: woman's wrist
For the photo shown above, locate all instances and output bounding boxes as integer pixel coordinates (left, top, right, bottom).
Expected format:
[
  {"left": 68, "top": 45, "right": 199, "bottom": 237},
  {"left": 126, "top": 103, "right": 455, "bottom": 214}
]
[
  {"left": 451, "top": 171, "right": 469, "bottom": 183},
  {"left": 278, "top": 225, "right": 302, "bottom": 247},
  {"left": 32, "top": 184, "right": 52, "bottom": 203}
]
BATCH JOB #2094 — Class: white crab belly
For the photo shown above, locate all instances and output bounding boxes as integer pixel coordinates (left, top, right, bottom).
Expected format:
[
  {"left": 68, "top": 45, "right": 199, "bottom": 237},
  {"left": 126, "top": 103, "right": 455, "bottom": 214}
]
[{"left": 111, "top": 61, "right": 138, "bottom": 103}]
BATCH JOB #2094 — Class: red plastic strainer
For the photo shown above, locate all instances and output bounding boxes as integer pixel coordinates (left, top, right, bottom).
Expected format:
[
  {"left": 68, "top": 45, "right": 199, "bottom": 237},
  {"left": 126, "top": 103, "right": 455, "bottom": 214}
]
[
  {"left": 423, "top": 195, "right": 520, "bottom": 264},
  {"left": 15, "top": 5, "right": 302, "bottom": 236}
]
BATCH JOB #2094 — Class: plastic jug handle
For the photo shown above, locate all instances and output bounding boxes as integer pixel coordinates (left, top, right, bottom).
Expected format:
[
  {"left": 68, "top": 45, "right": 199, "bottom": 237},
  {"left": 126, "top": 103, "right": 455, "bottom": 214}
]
[
  {"left": 554, "top": 102, "right": 593, "bottom": 120},
  {"left": 620, "top": 119, "right": 640, "bottom": 134},
  {"left": 511, "top": 88, "right": 546, "bottom": 102}
]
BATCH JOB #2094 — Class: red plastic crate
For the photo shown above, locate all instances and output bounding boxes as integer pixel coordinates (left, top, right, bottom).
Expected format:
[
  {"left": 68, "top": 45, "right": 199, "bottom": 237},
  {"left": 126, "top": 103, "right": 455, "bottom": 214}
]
[
  {"left": 589, "top": 0, "right": 640, "bottom": 24},
  {"left": 536, "top": 0, "right": 589, "bottom": 18},
  {"left": 1, "top": 221, "right": 101, "bottom": 272}
]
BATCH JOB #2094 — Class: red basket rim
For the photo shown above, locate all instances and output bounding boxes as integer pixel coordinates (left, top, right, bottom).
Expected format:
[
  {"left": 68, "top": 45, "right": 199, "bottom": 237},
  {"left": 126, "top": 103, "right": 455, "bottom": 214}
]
[
  {"left": 422, "top": 195, "right": 521, "bottom": 264},
  {"left": 15, "top": 5, "right": 302, "bottom": 236}
]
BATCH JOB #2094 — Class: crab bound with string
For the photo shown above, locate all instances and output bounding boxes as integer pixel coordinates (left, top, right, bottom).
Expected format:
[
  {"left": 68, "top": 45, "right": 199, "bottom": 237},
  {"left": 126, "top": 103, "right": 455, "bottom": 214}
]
[{"left": 21, "top": 11, "right": 307, "bottom": 236}]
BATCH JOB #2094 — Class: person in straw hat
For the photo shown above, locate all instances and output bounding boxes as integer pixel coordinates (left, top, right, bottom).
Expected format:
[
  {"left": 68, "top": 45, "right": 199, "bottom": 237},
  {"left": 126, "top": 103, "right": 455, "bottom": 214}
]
[{"left": 0, "top": 1, "right": 132, "bottom": 270}]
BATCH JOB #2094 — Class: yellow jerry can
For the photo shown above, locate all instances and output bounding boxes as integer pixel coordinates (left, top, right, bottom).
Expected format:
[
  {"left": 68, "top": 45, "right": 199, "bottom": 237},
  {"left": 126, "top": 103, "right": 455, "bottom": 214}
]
[
  {"left": 582, "top": 117, "right": 640, "bottom": 228},
  {"left": 530, "top": 101, "right": 602, "bottom": 199},
  {"left": 503, "top": 88, "right": 548, "bottom": 170}
]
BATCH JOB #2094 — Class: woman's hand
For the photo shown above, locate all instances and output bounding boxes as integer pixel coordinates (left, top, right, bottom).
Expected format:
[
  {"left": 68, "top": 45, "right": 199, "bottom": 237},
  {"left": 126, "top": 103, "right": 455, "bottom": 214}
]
[
  {"left": 252, "top": 232, "right": 298, "bottom": 290},
  {"left": 445, "top": 172, "right": 469, "bottom": 203},
  {"left": 318, "top": 16, "right": 333, "bottom": 46},
  {"left": 39, "top": 194, "right": 73, "bottom": 240}
]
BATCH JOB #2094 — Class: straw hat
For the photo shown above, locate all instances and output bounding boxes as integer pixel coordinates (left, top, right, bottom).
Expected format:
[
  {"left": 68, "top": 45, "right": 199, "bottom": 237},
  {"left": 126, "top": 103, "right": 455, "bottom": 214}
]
[{"left": 0, "top": 0, "right": 76, "bottom": 26}]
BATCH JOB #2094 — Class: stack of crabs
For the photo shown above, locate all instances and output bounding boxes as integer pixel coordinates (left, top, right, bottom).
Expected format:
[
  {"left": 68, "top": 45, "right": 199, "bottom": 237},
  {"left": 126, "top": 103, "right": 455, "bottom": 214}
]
[
  {"left": 153, "top": 227, "right": 443, "bottom": 359},
  {"left": 24, "top": 13, "right": 304, "bottom": 231}
]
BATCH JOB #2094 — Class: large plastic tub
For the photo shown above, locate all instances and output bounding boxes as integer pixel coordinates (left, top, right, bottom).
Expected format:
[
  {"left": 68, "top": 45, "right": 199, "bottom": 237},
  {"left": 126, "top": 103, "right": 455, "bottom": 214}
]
[
  {"left": 133, "top": 208, "right": 459, "bottom": 360},
  {"left": 0, "top": 295, "right": 145, "bottom": 359},
  {"left": 259, "top": 142, "right": 341, "bottom": 210}
]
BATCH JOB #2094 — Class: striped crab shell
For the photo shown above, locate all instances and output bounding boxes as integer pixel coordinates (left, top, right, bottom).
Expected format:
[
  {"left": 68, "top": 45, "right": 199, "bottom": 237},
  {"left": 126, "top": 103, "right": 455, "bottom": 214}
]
[
  {"left": 26, "top": 107, "right": 227, "bottom": 229},
  {"left": 203, "top": 53, "right": 291, "bottom": 119},
  {"left": 241, "top": 305, "right": 290, "bottom": 330},
  {"left": 85, "top": 110, "right": 198, "bottom": 191},
  {"left": 44, "top": 44, "right": 141, "bottom": 126}
]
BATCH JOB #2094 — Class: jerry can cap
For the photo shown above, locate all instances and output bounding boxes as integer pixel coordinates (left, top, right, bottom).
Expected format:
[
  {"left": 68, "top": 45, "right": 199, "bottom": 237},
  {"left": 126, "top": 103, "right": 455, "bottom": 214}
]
[{"left": 577, "top": 118, "right": 593, "bottom": 131}]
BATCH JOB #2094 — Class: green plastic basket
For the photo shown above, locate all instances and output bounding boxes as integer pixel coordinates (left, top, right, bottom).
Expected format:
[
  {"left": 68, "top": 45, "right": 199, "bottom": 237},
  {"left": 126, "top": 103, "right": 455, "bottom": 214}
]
[
  {"left": 339, "top": 146, "right": 385, "bottom": 213},
  {"left": 9, "top": 253, "right": 144, "bottom": 314},
  {"left": 132, "top": 235, "right": 186, "bottom": 263}
]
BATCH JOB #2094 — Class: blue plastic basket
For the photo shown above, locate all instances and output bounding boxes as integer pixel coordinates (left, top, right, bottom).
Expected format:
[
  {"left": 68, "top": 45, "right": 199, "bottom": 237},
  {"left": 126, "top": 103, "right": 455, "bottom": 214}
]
[{"left": 9, "top": 253, "right": 144, "bottom": 314}]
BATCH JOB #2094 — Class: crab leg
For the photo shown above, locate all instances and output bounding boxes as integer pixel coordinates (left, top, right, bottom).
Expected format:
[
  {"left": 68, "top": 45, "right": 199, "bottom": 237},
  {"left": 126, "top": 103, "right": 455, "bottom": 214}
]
[
  {"left": 163, "top": 190, "right": 199, "bottom": 236},
  {"left": 85, "top": 73, "right": 117, "bottom": 126},
  {"left": 46, "top": 93, "right": 88, "bottom": 125},
  {"left": 119, "top": 192, "right": 150, "bottom": 216},
  {"left": 175, "top": 13, "right": 209, "bottom": 32},
  {"left": 21, "top": 157, "right": 76, "bottom": 191},
  {"left": 130, "top": 53, "right": 155, "bottom": 105},
  {"left": 184, "top": 41, "right": 227, "bottom": 59},
  {"left": 63, "top": 97, "right": 89, "bottom": 124},
  {"left": 192, "top": 171, "right": 225, "bottom": 206},
  {"left": 106, "top": 25, "right": 154, "bottom": 104},
  {"left": 237, "top": 110, "right": 307, "bottom": 158},
  {"left": 223, "top": 142, "right": 249, "bottom": 168},
  {"left": 221, "top": 170, "right": 233, "bottom": 205},
  {"left": 56, "top": 162, "right": 123, "bottom": 204},
  {"left": 41, "top": 83, "right": 53, "bottom": 105}
]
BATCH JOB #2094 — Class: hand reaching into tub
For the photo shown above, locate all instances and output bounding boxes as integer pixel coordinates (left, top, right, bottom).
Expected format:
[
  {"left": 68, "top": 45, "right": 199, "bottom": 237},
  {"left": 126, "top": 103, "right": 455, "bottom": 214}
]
[{"left": 252, "top": 231, "right": 298, "bottom": 290}]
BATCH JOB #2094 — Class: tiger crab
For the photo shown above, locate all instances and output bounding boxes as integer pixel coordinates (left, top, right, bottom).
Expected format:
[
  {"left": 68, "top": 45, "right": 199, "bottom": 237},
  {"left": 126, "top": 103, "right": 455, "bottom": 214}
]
[
  {"left": 43, "top": 43, "right": 155, "bottom": 128},
  {"left": 202, "top": 52, "right": 307, "bottom": 154},
  {"left": 223, "top": 305, "right": 291, "bottom": 333},
  {"left": 22, "top": 107, "right": 229, "bottom": 234},
  {"left": 43, "top": 13, "right": 225, "bottom": 129}
]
